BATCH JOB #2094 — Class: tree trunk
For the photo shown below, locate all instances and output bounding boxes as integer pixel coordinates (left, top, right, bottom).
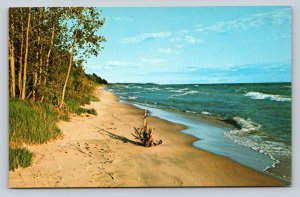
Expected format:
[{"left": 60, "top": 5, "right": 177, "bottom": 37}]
[
  {"left": 21, "top": 8, "right": 31, "bottom": 100},
  {"left": 18, "top": 30, "right": 24, "bottom": 97},
  {"left": 59, "top": 29, "right": 77, "bottom": 108},
  {"left": 40, "top": 24, "right": 55, "bottom": 101},
  {"left": 36, "top": 47, "right": 43, "bottom": 101},
  {"left": 18, "top": 8, "right": 24, "bottom": 97},
  {"left": 32, "top": 9, "right": 42, "bottom": 100},
  {"left": 9, "top": 40, "right": 16, "bottom": 97},
  {"left": 59, "top": 43, "right": 75, "bottom": 108}
]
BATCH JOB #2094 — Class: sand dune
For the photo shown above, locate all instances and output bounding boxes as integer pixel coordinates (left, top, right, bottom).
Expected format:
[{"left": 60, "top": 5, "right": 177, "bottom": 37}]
[{"left": 9, "top": 87, "right": 286, "bottom": 187}]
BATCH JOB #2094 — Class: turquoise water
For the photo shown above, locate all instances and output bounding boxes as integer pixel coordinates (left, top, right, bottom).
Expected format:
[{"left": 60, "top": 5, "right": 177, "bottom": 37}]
[{"left": 107, "top": 83, "right": 291, "bottom": 182}]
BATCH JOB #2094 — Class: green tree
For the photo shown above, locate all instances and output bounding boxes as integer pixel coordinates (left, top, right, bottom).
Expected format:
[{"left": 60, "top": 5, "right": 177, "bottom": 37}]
[{"left": 59, "top": 8, "right": 105, "bottom": 108}]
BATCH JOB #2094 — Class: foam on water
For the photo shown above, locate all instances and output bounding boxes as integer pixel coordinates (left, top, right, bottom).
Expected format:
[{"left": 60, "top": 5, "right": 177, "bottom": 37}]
[
  {"left": 224, "top": 116, "right": 291, "bottom": 180},
  {"left": 171, "top": 90, "right": 199, "bottom": 97},
  {"left": 186, "top": 110, "right": 197, "bottom": 114},
  {"left": 145, "top": 87, "right": 161, "bottom": 91},
  {"left": 128, "top": 96, "right": 137, "bottom": 100},
  {"left": 245, "top": 91, "right": 291, "bottom": 102},
  {"left": 170, "top": 88, "right": 189, "bottom": 93},
  {"left": 202, "top": 111, "right": 211, "bottom": 115},
  {"left": 228, "top": 117, "right": 261, "bottom": 135}
]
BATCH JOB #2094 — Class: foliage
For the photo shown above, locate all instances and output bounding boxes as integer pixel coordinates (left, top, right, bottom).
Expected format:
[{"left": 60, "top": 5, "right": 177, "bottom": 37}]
[
  {"left": 8, "top": 7, "right": 107, "bottom": 103},
  {"left": 86, "top": 73, "right": 108, "bottom": 84},
  {"left": 9, "top": 147, "right": 33, "bottom": 171}
]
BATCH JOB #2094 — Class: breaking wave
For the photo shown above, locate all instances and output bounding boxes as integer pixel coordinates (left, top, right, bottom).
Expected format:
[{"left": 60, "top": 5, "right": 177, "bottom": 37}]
[
  {"left": 170, "top": 90, "right": 199, "bottom": 97},
  {"left": 244, "top": 91, "right": 291, "bottom": 102},
  {"left": 224, "top": 116, "right": 291, "bottom": 175},
  {"left": 201, "top": 111, "right": 211, "bottom": 115},
  {"left": 128, "top": 96, "right": 137, "bottom": 100},
  {"left": 227, "top": 116, "right": 261, "bottom": 135}
]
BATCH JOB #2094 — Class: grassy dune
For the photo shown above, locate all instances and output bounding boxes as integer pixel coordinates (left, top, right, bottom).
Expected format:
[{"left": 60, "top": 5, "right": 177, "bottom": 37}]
[
  {"left": 9, "top": 99, "right": 61, "bottom": 145},
  {"left": 9, "top": 95, "right": 99, "bottom": 170}
]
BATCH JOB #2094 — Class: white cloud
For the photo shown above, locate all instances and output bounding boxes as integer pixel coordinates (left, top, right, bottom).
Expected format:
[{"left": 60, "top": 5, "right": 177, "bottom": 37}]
[
  {"left": 120, "top": 28, "right": 202, "bottom": 46},
  {"left": 120, "top": 32, "right": 172, "bottom": 44},
  {"left": 119, "top": 8, "right": 290, "bottom": 48},
  {"left": 206, "top": 8, "right": 290, "bottom": 33},
  {"left": 140, "top": 57, "right": 167, "bottom": 64}
]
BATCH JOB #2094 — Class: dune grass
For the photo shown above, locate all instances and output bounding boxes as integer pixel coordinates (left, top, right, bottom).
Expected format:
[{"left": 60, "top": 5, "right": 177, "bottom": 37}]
[
  {"left": 9, "top": 99, "right": 61, "bottom": 145},
  {"left": 65, "top": 96, "right": 98, "bottom": 116},
  {"left": 9, "top": 147, "right": 33, "bottom": 171},
  {"left": 9, "top": 99, "right": 61, "bottom": 171},
  {"left": 9, "top": 93, "right": 99, "bottom": 170},
  {"left": 75, "top": 107, "right": 97, "bottom": 116}
]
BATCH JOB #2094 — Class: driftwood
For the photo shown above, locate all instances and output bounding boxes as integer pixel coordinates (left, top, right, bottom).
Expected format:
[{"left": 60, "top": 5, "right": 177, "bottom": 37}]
[{"left": 131, "top": 110, "right": 162, "bottom": 147}]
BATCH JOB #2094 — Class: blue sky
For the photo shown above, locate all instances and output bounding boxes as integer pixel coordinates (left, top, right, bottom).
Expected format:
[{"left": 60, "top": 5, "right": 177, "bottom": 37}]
[{"left": 84, "top": 6, "right": 291, "bottom": 84}]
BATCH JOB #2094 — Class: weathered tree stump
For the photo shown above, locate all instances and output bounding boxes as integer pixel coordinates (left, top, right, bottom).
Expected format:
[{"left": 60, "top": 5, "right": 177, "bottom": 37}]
[{"left": 131, "top": 110, "right": 162, "bottom": 147}]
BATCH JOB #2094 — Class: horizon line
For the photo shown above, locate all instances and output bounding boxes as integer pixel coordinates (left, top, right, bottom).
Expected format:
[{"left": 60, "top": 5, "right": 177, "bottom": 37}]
[{"left": 109, "top": 81, "right": 292, "bottom": 85}]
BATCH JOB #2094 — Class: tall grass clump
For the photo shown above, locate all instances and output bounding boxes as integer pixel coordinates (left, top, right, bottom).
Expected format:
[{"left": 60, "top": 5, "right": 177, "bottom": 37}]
[
  {"left": 65, "top": 96, "right": 98, "bottom": 116},
  {"left": 9, "top": 147, "right": 33, "bottom": 171},
  {"left": 75, "top": 107, "right": 97, "bottom": 116},
  {"left": 9, "top": 98, "right": 61, "bottom": 145}
]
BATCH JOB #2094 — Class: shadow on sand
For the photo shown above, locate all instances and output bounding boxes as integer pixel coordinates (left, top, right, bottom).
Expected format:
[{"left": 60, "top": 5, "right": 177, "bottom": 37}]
[{"left": 103, "top": 130, "right": 142, "bottom": 146}]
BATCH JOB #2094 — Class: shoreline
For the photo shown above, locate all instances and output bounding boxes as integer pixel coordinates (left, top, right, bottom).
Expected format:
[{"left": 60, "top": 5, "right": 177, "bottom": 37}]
[
  {"left": 9, "top": 86, "right": 287, "bottom": 187},
  {"left": 126, "top": 102, "right": 286, "bottom": 183}
]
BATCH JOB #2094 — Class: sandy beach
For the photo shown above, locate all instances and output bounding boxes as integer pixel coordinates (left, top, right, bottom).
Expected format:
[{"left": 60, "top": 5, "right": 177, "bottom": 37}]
[{"left": 9, "top": 86, "right": 286, "bottom": 187}]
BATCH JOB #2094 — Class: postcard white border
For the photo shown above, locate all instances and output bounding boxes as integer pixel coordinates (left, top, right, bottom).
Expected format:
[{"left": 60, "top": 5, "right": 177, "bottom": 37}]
[{"left": 1, "top": 0, "right": 299, "bottom": 196}]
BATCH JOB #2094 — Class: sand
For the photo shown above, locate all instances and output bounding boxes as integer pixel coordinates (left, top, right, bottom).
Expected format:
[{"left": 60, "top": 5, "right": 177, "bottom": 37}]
[{"left": 9, "top": 87, "right": 286, "bottom": 187}]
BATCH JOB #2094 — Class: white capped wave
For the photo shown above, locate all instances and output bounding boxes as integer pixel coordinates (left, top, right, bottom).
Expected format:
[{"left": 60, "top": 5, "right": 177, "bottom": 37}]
[
  {"left": 171, "top": 90, "right": 199, "bottom": 97},
  {"left": 186, "top": 110, "right": 197, "bottom": 114},
  {"left": 229, "top": 116, "right": 261, "bottom": 135},
  {"left": 201, "top": 111, "right": 211, "bottom": 115},
  {"left": 170, "top": 88, "right": 189, "bottom": 93},
  {"left": 145, "top": 87, "right": 161, "bottom": 91},
  {"left": 132, "top": 86, "right": 142, "bottom": 89},
  {"left": 128, "top": 96, "right": 137, "bottom": 100},
  {"left": 244, "top": 91, "right": 291, "bottom": 102},
  {"left": 224, "top": 116, "right": 291, "bottom": 174}
]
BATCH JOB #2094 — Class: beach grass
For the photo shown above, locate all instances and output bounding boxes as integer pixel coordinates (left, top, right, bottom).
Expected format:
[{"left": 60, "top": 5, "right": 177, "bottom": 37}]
[
  {"left": 9, "top": 93, "right": 99, "bottom": 171},
  {"left": 9, "top": 98, "right": 61, "bottom": 145},
  {"left": 88, "top": 95, "right": 100, "bottom": 102},
  {"left": 9, "top": 147, "right": 33, "bottom": 171},
  {"left": 75, "top": 107, "right": 97, "bottom": 116},
  {"left": 65, "top": 96, "right": 98, "bottom": 116}
]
